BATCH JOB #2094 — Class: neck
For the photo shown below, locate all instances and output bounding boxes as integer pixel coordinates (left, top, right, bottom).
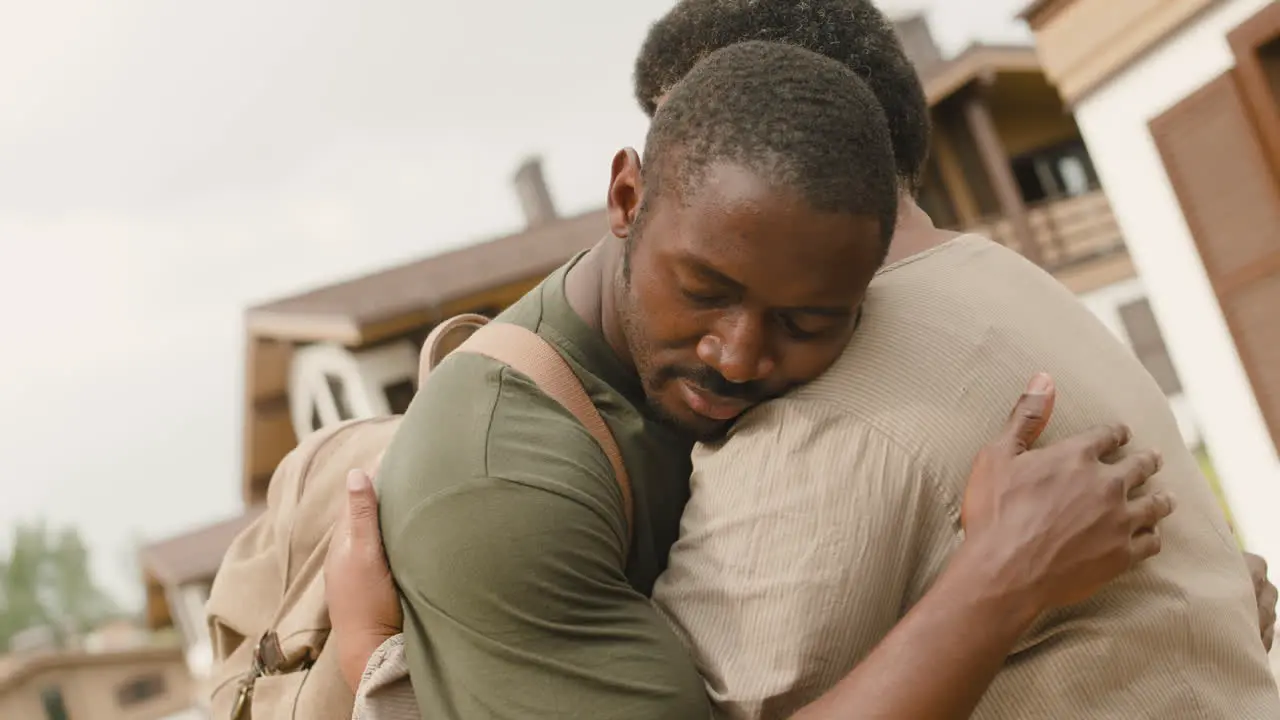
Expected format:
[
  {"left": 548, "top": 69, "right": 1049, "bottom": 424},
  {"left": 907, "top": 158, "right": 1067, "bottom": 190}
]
[
  {"left": 882, "top": 189, "right": 955, "bottom": 267},
  {"left": 564, "top": 238, "right": 636, "bottom": 373}
]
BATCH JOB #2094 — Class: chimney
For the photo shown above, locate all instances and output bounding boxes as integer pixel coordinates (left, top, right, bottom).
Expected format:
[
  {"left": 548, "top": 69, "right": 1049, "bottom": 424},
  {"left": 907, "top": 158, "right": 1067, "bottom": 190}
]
[
  {"left": 892, "top": 14, "right": 945, "bottom": 79},
  {"left": 512, "top": 156, "right": 558, "bottom": 228}
]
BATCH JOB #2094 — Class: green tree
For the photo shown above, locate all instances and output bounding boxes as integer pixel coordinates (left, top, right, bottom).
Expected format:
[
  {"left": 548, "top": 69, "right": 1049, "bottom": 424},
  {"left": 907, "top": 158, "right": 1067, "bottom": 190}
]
[{"left": 0, "top": 520, "right": 118, "bottom": 651}]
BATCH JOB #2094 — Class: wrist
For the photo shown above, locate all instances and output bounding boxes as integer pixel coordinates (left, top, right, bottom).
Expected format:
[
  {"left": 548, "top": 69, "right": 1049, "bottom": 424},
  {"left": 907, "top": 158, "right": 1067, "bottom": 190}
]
[
  {"left": 335, "top": 629, "right": 393, "bottom": 694},
  {"left": 942, "top": 536, "right": 1043, "bottom": 640}
]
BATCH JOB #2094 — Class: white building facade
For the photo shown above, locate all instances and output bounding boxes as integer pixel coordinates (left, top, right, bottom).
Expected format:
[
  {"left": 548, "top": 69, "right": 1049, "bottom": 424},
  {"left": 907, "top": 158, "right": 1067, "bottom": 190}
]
[{"left": 1025, "top": 0, "right": 1280, "bottom": 559}]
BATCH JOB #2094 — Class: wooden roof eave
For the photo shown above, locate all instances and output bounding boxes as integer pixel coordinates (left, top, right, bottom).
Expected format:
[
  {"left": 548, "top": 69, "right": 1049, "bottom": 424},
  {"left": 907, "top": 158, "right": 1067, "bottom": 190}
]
[
  {"left": 244, "top": 311, "right": 365, "bottom": 347},
  {"left": 924, "top": 45, "right": 1046, "bottom": 106}
]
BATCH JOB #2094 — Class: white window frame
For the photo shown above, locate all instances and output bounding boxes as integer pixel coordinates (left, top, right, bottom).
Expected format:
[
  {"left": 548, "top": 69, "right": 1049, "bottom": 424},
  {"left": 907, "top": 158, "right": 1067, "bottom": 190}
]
[{"left": 288, "top": 341, "right": 418, "bottom": 438}]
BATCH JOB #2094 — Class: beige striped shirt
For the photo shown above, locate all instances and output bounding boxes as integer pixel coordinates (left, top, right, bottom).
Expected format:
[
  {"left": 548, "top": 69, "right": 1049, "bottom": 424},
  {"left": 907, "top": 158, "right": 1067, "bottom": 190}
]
[{"left": 648, "top": 235, "right": 1280, "bottom": 719}]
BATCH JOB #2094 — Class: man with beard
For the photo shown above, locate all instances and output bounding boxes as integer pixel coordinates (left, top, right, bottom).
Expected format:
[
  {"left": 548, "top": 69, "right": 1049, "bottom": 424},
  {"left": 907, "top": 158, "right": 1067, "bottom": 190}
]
[
  {"left": 324, "top": 38, "right": 1179, "bottom": 720},
  {"left": 631, "top": 2, "right": 1280, "bottom": 718}
]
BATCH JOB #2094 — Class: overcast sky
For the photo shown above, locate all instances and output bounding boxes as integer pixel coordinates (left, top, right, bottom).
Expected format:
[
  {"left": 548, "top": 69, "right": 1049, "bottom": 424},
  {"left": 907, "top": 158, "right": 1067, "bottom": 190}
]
[{"left": 0, "top": 0, "right": 1033, "bottom": 607}]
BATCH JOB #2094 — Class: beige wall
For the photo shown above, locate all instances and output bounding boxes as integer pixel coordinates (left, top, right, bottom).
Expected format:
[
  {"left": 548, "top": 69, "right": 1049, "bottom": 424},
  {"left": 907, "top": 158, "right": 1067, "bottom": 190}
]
[
  {"left": 0, "top": 652, "right": 193, "bottom": 720},
  {"left": 1026, "top": 0, "right": 1223, "bottom": 103}
]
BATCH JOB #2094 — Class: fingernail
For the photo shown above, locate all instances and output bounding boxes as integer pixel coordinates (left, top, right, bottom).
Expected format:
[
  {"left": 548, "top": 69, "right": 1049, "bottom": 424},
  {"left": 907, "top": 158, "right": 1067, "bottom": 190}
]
[
  {"left": 347, "top": 469, "right": 366, "bottom": 492},
  {"left": 1027, "top": 373, "right": 1052, "bottom": 395}
]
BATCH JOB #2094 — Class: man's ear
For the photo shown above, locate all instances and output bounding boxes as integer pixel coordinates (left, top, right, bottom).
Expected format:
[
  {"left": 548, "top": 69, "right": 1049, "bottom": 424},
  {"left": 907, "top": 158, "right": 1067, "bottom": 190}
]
[{"left": 607, "top": 148, "right": 643, "bottom": 239}]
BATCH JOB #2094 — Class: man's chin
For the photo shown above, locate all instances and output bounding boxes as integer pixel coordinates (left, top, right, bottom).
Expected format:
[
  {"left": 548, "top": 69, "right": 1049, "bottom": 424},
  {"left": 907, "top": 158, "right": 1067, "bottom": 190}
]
[
  {"left": 647, "top": 398, "right": 735, "bottom": 443},
  {"left": 645, "top": 394, "right": 727, "bottom": 440}
]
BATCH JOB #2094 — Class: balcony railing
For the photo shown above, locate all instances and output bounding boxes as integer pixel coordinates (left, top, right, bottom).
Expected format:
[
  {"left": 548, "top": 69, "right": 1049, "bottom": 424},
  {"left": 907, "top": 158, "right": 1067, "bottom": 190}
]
[{"left": 966, "top": 189, "right": 1128, "bottom": 272}]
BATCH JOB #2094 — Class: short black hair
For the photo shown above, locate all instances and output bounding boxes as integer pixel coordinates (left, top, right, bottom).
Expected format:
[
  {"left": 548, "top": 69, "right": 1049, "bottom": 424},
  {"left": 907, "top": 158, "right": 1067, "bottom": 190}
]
[
  {"left": 634, "top": 0, "right": 930, "bottom": 191},
  {"left": 641, "top": 40, "right": 899, "bottom": 256}
]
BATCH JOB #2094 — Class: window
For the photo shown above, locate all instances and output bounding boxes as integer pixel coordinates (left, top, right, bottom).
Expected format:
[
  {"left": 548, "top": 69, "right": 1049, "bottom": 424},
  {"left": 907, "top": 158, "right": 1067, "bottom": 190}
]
[
  {"left": 384, "top": 379, "right": 416, "bottom": 415},
  {"left": 1117, "top": 298, "right": 1183, "bottom": 396},
  {"left": 116, "top": 673, "right": 167, "bottom": 707},
  {"left": 1010, "top": 139, "right": 1100, "bottom": 204},
  {"left": 40, "top": 686, "right": 69, "bottom": 720},
  {"left": 291, "top": 341, "right": 417, "bottom": 437},
  {"left": 325, "top": 374, "right": 354, "bottom": 421}
]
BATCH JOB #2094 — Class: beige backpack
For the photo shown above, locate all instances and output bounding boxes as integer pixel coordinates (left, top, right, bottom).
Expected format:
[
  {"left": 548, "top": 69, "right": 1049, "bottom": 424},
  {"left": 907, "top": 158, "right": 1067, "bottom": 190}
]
[{"left": 206, "top": 314, "right": 632, "bottom": 719}]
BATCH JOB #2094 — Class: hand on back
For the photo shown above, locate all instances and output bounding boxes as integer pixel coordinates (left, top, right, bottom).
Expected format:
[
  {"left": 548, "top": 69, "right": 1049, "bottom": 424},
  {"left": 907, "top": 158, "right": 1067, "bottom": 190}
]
[
  {"left": 961, "top": 373, "right": 1174, "bottom": 615},
  {"left": 324, "top": 467, "right": 403, "bottom": 691}
]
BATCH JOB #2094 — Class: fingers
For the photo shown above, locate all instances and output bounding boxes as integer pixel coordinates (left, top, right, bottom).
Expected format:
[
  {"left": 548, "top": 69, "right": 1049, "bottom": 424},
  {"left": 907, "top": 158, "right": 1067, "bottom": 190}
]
[
  {"left": 1129, "top": 528, "right": 1164, "bottom": 566},
  {"left": 345, "top": 469, "right": 383, "bottom": 550},
  {"left": 1113, "top": 448, "right": 1163, "bottom": 495},
  {"left": 1076, "top": 423, "right": 1132, "bottom": 460},
  {"left": 1126, "top": 490, "right": 1176, "bottom": 534},
  {"left": 1001, "top": 373, "right": 1057, "bottom": 453},
  {"left": 1122, "top": 460, "right": 1173, "bottom": 566}
]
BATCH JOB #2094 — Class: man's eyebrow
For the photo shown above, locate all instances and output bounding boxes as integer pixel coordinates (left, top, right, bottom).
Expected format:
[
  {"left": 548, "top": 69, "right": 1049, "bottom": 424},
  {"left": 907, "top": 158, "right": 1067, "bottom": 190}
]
[{"left": 686, "top": 259, "right": 742, "bottom": 289}]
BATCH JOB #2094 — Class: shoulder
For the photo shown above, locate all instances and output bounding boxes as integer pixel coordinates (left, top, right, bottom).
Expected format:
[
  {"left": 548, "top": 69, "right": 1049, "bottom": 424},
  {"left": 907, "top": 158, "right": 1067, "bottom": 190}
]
[
  {"left": 380, "top": 351, "right": 627, "bottom": 560},
  {"left": 701, "top": 397, "right": 910, "bottom": 465},
  {"left": 407, "top": 339, "right": 607, "bottom": 454},
  {"left": 385, "top": 475, "right": 629, "bottom": 614},
  {"left": 692, "top": 397, "right": 946, "bottom": 513}
]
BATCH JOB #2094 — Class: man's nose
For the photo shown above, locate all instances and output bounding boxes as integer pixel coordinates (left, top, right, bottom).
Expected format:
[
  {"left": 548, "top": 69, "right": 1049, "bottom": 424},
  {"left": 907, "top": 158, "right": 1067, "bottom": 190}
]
[{"left": 696, "top": 313, "right": 776, "bottom": 384}]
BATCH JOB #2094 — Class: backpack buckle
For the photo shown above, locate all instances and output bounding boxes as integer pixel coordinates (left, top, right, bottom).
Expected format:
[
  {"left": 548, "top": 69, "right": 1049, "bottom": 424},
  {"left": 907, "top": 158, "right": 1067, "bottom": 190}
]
[
  {"left": 254, "top": 630, "right": 286, "bottom": 675},
  {"left": 228, "top": 630, "right": 285, "bottom": 718}
]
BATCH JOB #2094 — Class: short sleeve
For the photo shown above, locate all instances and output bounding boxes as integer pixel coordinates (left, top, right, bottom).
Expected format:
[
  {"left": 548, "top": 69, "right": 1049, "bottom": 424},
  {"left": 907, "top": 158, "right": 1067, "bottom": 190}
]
[
  {"left": 384, "top": 475, "right": 710, "bottom": 720},
  {"left": 651, "top": 399, "right": 955, "bottom": 719}
]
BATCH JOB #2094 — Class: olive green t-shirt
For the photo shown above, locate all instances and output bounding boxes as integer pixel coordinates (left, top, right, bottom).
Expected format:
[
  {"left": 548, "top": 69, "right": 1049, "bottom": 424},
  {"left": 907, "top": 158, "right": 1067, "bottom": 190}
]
[{"left": 376, "top": 252, "right": 710, "bottom": 719}]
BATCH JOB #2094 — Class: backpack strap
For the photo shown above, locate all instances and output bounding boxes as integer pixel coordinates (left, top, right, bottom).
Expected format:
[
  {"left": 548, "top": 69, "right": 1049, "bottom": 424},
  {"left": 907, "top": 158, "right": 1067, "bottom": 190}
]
[
  {"left": 420, "top": 318, "right": 634, "bottom": 552},
  {"left": 420, "top": 313, "right": 490, "bottom": 384},
  {"left": 458, "top": 323, "right": 634, "bottom": 550}
]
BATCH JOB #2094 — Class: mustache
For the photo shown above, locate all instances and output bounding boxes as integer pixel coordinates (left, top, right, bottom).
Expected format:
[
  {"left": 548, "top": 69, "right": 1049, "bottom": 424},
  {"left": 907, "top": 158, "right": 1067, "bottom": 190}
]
[{"left": 657, "top": 365, "right": 768, "bottom": 403}]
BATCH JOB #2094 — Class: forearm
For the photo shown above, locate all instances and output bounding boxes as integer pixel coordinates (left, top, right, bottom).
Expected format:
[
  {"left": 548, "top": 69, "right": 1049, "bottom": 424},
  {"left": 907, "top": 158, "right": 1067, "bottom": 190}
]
[{"left": 790, "top": 540, "right": 1039, "bottom": 720}]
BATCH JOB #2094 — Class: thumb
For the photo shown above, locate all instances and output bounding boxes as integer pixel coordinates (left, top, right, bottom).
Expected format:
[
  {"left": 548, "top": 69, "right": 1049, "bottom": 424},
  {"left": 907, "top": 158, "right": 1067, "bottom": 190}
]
[
  {"left": 1002, "top": 373, "right": 1056, "bottom": 454},
  {"left": 345, "top": 469, "right": 382, "bottom": 546}
]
